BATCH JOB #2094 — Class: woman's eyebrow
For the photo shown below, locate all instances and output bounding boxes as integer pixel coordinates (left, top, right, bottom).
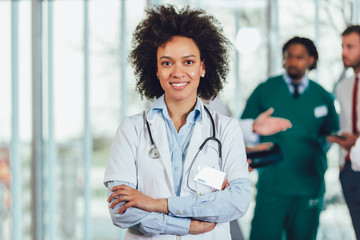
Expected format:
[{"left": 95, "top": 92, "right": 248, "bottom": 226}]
[
  {"left": 159, "top": 55, "right": 197, "bottom": 60},
  {"left": 182, "top": 54, "right": 196, "bottom": 59},
  {"left": 159, "top": 56, "right": 172, "bottom": 60}
]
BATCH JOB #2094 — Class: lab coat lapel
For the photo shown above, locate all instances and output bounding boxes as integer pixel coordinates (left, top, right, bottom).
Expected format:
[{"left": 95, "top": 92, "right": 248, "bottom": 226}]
[
  {"left": 148, "top": 113, "right": 174, "bottom": 193},
  {"left": 183, "top": 111, "right": 210, "bottom": 173}
]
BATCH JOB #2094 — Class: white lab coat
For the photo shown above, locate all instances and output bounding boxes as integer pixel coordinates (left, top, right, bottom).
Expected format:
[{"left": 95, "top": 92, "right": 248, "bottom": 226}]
[{"left": 104, "top": 102, "right": 249, "bottom": 240}]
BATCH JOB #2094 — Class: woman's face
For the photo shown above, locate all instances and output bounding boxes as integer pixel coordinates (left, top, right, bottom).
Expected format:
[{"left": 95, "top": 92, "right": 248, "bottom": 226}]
[{"left": 157, "top": 36, "right": 205, "bottom": 104}]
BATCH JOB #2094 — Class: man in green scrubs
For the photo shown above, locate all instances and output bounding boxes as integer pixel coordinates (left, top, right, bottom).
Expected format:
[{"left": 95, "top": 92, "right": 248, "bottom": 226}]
[{"left": 241, "top": 37, "right": 339, "bottom": 240}]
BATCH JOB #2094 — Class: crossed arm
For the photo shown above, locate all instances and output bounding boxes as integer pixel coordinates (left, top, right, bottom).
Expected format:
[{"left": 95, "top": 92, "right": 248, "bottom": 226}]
[{"left": 106, "top": 178, "right": 251, "bottom": 236}]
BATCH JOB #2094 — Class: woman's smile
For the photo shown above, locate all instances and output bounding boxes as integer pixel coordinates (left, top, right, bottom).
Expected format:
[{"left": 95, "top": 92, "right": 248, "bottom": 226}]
[{"left": 170, "top": 81, "right": 190, "bottom": 88}]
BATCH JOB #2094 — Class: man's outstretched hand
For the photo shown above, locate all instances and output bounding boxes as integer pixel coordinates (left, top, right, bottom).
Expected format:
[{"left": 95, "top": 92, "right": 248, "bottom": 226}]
[{"left": 253, "top": 108, "right": 292, "bottom": 136}]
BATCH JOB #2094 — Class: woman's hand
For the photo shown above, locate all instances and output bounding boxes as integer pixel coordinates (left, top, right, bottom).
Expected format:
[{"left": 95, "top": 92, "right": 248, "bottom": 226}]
[
  {"left": 107, "top": 185, "right": 169, "bottom": 214},
  {"left": 221, "top": 179, "right": 229, "bottom": 190},
  {"left": 189, "top": 220, "right": 216, "bottom": 234}
]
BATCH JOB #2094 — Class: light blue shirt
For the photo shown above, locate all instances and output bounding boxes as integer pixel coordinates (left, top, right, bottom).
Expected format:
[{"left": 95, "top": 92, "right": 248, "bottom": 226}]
[
  {"left": 283, "top": 72, "right": 309, "bottom": 95},
  {"left": 147, "top": 97, "right": 201, "bottom": 196},
  {"left": 105, "top": 96, "right": 251, "bottom": 236}
]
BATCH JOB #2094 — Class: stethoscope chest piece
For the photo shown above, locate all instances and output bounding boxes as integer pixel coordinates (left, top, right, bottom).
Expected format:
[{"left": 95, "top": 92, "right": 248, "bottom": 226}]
[
  {"left": 146, "top": 119, "right": 160, "bottom": 159},
  {"left": 149, "top": 145, "right": 160, "bottom": 159}
]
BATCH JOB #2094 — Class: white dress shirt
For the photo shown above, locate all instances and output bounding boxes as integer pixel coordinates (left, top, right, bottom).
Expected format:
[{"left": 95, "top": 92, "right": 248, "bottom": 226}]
[
  {"left": 335, "top": 72, "right": 360, "bottom": 167},
  {"left": 350, "top": 137, "right": 360, "bottom": 171}
]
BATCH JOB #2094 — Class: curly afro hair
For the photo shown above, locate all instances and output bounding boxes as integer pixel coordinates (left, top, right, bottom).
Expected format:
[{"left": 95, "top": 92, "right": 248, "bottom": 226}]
[
  {"left": 282, "top": 36, "right": 318, "bottom": 70},
  {"left": 129, "top": 4, "right": 230, "bottom": 100}
]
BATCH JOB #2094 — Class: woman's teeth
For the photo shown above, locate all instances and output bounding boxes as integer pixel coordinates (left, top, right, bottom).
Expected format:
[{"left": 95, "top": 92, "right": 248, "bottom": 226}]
[{"left": 171, "top": 82, "right": 188, "bottom": 87}]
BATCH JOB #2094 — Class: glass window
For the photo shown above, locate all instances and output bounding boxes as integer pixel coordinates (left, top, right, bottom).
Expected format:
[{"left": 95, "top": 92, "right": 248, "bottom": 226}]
[{"left": 2, "top": 0, "right": 357, "bottom": 239}]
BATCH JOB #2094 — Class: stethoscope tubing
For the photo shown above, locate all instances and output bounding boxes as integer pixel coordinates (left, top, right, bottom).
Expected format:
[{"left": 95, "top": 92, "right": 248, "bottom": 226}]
[{"left": 146, "top": 105, "right": 223, "bottom": 194}]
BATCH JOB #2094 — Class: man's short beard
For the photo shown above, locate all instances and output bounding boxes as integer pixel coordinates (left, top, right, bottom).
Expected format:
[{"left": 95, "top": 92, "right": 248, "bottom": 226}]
[
  {"left": 287, "top": 72, "right": 302, "bottom": 80},
  {"left": 345, "top": 59, "right": 360, "bottom": 69}
]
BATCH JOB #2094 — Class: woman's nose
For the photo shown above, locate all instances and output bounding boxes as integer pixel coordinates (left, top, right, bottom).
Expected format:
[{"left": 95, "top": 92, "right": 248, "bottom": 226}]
[{"left": 172, "top": 64, "right": 186, "bottom": 78}]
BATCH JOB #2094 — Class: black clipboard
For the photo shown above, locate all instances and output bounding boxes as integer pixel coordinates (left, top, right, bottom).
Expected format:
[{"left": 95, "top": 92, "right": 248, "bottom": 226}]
[{"left": 246, "top": 144, "right": 283, "bottom": 168}]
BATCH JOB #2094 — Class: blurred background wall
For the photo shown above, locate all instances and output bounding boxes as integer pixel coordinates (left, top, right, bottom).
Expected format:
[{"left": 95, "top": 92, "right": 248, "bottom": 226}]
[{"left": 0, "top": 0, "right": 359, "bottom": 239}]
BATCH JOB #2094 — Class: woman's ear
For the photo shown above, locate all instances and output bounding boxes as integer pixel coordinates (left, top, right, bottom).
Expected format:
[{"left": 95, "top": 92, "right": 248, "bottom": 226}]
[{"left": 201, "top": 59, "right": 206, "bottom": 77}]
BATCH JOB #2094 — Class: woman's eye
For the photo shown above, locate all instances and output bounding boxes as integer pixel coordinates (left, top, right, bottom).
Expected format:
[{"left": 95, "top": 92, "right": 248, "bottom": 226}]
[
  {"left": 185, "top": 60, "right": 194, "bottom": 65},
  {"left": 161, "top": 61, "right": 171, "bottom": 66}
]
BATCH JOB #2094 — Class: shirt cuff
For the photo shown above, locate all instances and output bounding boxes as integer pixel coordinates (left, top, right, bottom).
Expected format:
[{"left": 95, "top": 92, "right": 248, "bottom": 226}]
[
  {"left": 239, "top": 119, "right": 259, "bottom": 144},
  {"left": 163, "top": 215, "right": 190, "bottom": 236},
  {"left": 167, "top": 196, "right": 192, "bottom": 217}
]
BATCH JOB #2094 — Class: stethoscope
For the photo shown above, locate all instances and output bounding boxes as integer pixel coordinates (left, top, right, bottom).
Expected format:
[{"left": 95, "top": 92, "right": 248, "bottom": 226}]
[{"left": 145, "top": 106, "right": 222, "bottom": 193}]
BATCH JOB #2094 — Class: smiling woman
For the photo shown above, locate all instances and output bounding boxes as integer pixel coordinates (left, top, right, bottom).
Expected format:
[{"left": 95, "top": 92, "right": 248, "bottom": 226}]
[
  {"left": 103, "top": 4, "right": 251, "bottom": 240},
  {"left": 130, "top": 5, "right": 230, "bottom": 101},
  {"left": 156, "top": 36, "right": 205, "bottom": 123}
]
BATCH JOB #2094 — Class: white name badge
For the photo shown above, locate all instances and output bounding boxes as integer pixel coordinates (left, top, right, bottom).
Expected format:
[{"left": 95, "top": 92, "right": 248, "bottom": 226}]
[
  {"left": 194, "top": 167, "right": 226, "bottom": 190},
  {"left": 314, "top": 105, "right": 328, "bottom": 118}
]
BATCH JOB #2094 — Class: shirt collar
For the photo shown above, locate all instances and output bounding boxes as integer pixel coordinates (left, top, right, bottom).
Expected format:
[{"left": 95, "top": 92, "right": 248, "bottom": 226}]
[
  {"left": 283, "top": 72, "right": 309, "bottom": 88},
  {"left": 355, "top": 72, "right": 360, "bottom": 80},
  {"left": 147, "top": 95, "right": 202, "bottom": 123}
]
